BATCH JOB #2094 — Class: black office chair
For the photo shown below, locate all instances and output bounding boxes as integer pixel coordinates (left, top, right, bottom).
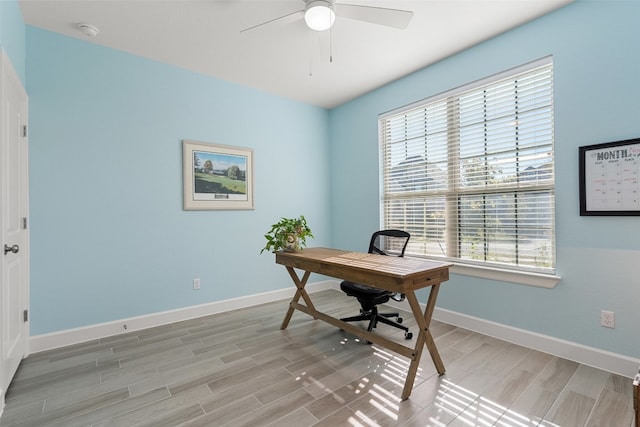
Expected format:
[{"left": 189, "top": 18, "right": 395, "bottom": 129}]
[{"left": 340, "top": 230, "right": 413, "bottom": 340}]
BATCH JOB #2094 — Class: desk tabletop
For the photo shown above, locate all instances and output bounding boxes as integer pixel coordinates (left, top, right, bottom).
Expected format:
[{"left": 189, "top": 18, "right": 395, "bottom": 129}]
[{"left": 276, "top": 247, "right": 451, "bottom": 292}]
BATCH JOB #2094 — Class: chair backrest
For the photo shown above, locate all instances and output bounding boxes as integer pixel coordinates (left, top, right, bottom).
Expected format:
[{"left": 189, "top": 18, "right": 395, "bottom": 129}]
[{"left": 368, "top": 230, "right": 410, "bottom": 257}]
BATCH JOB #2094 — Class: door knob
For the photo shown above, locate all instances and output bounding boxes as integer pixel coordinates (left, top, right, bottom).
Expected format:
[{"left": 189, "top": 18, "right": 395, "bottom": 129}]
[{"left": 4, "top": 244, "right": 19, "bottom": 255}]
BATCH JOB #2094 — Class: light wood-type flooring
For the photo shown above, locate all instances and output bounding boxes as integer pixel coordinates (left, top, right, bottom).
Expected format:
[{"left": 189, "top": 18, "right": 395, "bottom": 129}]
[{"left": 1, "top": 290, "right": 635, "bottom": 426}]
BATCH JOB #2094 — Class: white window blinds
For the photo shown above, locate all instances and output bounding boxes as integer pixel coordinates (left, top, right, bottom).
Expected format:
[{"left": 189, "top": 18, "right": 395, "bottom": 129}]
[{"left": 380, "top": 58, "right": 555, "bottom": 274}]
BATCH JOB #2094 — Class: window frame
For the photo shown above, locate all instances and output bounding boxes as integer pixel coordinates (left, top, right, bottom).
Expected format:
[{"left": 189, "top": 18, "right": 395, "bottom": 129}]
[{"left": 379, "top": 57, "right": 560, "bottom": 288}]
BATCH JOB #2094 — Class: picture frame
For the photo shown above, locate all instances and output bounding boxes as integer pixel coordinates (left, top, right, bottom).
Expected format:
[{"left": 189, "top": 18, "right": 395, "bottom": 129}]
[
  {"left": 182, "top": 140, "right": 254, "bottom": 210},
  {"left": 579, "top": 137, "right": 640, "bottom": 216}
]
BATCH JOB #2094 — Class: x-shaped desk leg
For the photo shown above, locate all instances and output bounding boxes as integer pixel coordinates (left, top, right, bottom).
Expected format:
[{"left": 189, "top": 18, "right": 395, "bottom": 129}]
[
  {"left": 402, "top": 283, "right": 445, "bottom": 400},
  {"left": 280, "top": 267, "right": 316, "bottom": 329}
]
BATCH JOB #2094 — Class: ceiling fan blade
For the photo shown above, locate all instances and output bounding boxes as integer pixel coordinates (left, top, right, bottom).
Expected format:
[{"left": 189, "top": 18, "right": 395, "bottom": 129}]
[
  {"left": 240, "top": 10, "right": 304, "bottom": 33},
  {"left": 336, "top": 4, "right": 413, "bottom": 29}
]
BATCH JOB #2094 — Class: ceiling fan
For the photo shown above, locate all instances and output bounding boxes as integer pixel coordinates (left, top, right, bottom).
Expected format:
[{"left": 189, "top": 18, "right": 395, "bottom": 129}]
[{"left": 241, "top": 0, "right": 413, "bottom": 33}]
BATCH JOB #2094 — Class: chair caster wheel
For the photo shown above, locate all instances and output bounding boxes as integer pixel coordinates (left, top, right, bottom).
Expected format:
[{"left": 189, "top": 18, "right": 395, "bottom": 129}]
[
  {"left": 397, "top": 317, "right": 403, "bottom": 324},
  {"left": 405, "top": 332, "right": 413, "bottom": 340}
]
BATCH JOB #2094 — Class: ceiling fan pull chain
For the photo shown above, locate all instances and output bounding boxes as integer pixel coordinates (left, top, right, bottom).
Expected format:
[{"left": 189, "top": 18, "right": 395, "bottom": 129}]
[
  {"left": 309, "top": 30, "right": 313, "bottom": 76},
  {"left": 330, "top": 25, "right": 333, "bottom": 63}
]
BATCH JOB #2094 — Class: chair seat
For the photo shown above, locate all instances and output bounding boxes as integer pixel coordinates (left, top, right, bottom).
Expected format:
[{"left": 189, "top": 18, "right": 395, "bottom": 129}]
[
  {"left": 340, "top": 281, "right": 392, "bottom": 307},
  {"left": 340, "top": 281, "right": 389, "bottom": 297}
]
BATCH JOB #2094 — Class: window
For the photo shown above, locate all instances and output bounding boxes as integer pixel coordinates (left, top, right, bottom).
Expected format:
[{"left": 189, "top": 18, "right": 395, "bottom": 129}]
[{"left": 380, "top": 58, "right": 556, "bottom": 281}]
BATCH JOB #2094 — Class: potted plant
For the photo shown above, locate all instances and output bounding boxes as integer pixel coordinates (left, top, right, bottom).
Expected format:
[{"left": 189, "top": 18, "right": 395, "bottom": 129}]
[{"left": 261, "top": 215, "right": 314, "bottom": 253}]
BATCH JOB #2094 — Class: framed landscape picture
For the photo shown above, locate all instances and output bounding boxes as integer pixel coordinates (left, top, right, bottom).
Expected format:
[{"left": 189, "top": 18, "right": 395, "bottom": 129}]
[{"left": 183, "top": 140, "right": 254, "bottom": 210}]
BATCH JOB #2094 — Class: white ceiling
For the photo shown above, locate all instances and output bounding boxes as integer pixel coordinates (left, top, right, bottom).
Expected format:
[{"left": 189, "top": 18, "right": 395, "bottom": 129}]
[{"left": 19, "top": 0, "right": 573, "bottom": 109}]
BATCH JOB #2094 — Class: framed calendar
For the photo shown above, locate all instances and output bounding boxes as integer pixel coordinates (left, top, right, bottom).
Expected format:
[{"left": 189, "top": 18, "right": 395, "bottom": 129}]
[{"left": 579, "top": 137, "right": 640, "bottom": 216}]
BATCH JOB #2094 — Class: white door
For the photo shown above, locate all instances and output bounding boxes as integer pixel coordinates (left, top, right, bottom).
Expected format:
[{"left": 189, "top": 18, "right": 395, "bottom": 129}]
[{"left": 0, "top": 50, "right": 29, "bottom": 408}]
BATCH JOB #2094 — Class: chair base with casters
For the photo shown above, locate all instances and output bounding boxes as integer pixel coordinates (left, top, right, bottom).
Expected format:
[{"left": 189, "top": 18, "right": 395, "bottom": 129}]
[{"left": 340, "top": 281, "right": 413, "bottom": 340}]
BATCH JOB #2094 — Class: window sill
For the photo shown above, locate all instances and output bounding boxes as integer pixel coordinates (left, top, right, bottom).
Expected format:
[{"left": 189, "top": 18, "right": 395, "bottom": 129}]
[{"left": 449, "top": 263, "right": 561, "bottom": 288}]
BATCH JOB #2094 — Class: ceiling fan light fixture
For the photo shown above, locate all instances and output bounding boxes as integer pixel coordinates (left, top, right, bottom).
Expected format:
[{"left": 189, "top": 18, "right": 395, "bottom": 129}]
[{"left": 304, "top": 0, "right": 336, "bottom": 32}]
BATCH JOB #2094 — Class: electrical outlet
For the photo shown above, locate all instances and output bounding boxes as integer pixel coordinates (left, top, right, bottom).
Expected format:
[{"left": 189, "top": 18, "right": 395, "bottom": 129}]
[
  {"left": 600, "top": 310, "right": 615, "bottom": 328},
  {"left": 193, "top": 278, "right": 201, "bottom": 290}
]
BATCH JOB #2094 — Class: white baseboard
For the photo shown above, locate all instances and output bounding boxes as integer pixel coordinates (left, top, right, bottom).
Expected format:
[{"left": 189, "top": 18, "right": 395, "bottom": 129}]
[
  {"left": 386, "top": 297, "right": 640, "bottom": 379},
  {"left": 29, "top": 280, "right": 639, "bottom": 379},
  {"left": 29, "top": 280, "right": 336, "bottom": 354}
]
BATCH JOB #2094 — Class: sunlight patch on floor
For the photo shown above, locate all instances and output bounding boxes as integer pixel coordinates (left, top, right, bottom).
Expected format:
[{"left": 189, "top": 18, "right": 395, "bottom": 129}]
[
  {"left": 345, "top": 348, "right": 563, "bottom": 427},
  {"left": 435, "top": 378, "right": 560, "bottom": 427},
  {"left": 289, "top": 338, "right": 560, "bottom": 426},
  {"left": 350, "top": 410, "right": 382, "bottom": 427},
  {"left": 372, "top": 345, "right": 416, "bottom": 388}
]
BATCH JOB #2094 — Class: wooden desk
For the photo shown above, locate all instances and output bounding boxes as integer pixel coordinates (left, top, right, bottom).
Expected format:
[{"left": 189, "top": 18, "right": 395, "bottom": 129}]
[{"left": 276, "top": 247, "right": 451, "bottom": 400}]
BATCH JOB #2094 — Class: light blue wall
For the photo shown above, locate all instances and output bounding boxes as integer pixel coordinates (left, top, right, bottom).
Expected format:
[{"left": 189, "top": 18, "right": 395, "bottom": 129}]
[
  {"left": 329, "top": 0, "right": 640, "bottom": 359},
  {"left": 0, "top": 0, "right": 25, "bottom": 83},
  {"left": 26, "top": 27, "right": 331, "bottom": 335}
]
